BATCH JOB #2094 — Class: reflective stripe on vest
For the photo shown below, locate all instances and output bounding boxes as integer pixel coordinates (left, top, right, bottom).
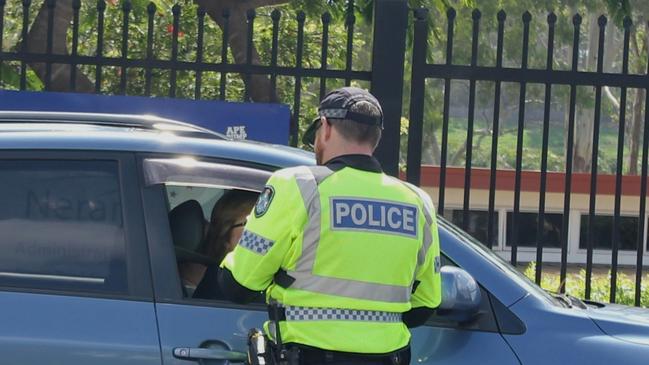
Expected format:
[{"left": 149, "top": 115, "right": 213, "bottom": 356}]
[
  {"left": 283, "top": 304, "right": 402, "bottom": 323},
  {"left": 286, "top": 166, "right": 413, "bottom": 303},
  {"left": 401, "top": 180, "right": 434, "bottom": 269}
]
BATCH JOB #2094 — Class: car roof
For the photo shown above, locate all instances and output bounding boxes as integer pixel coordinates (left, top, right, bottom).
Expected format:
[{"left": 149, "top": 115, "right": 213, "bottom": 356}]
[{"left": 0, "top": 111, "right": 314, "bottom": 169}]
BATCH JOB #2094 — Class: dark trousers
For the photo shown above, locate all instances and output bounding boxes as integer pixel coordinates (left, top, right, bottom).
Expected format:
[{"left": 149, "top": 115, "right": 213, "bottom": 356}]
[{"left": 287, "top": 344, "right": 411, "bottom": 365}]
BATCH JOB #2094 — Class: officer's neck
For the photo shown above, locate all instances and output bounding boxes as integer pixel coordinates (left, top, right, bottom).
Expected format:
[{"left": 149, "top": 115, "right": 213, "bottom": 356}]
[{"left": 321, "top": 140, "right": 374, "bottom": 165}]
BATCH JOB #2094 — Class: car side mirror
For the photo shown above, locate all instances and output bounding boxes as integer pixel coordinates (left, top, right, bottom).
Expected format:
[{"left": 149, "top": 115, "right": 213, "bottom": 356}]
[{"left": 437, "top": 266, "right": 481, "bottom": 323}]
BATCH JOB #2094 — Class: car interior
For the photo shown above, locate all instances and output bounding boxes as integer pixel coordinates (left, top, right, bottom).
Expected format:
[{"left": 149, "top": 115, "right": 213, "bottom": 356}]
[{"left": 165, "top": 185, "right": 260, "bottom": 299}]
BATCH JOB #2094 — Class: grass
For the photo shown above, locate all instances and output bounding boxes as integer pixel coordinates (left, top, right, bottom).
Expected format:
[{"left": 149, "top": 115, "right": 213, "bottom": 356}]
[{"left": 522, "top": 262, "right": 649, "bottom": 308}]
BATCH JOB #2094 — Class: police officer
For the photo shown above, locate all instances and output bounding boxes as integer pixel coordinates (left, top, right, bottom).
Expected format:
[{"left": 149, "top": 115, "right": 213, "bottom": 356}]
[{"left": 218, "top": 87, "right": 442, "bottom": 365}]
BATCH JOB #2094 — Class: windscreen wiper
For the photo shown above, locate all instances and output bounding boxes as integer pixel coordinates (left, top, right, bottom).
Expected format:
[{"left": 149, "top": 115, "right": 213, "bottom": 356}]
[{"left": 550, "top": 293, "right": 572, "bottom": 308}]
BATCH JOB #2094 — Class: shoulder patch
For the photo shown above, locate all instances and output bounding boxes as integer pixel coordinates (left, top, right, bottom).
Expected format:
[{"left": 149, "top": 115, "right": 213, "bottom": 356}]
[{"left": 255, "top": 186, "right": 275, "bottom": 218}]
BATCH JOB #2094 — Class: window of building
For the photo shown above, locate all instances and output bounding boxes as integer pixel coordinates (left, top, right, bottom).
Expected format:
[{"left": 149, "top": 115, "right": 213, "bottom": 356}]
[
  {"left": 0, "top": 160, "right": 127, "bottom": 294},
  {"left": 443, "top": 209, "right": 498, "bottom": 247},
  {"left": 579, "top": 215, "right": 640, "bottom": 251},
  {"left": 505, "top": 212, "right": 563, "bottom": 248}
]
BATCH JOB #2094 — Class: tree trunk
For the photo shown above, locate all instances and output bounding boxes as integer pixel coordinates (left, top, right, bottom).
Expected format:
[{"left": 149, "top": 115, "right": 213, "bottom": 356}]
[
  {"left": 25, "top": 0, "right": 93, "bottom": 92},
  {"left": 572, "top": 13, "right": 599, "bottom": 173},
  {"left": 423, "top": 131, "right": 440, "bottom": 165},
  {"left": 628, "top": 88, "right": 644, "bottom": 175},
  {"left": 627, "top": 25, "right": 648, "bottom": 175},
  {"left": 195, "top": 0, "right": 289, "bottom": 103},
  {"left": 24, "top": 0, "right": 288, "bottom": 101}
]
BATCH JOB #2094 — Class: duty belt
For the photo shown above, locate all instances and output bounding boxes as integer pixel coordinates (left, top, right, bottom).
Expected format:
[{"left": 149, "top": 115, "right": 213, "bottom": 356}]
[{"left": 268, "top": 304, "right": 402, "bottom": 323}]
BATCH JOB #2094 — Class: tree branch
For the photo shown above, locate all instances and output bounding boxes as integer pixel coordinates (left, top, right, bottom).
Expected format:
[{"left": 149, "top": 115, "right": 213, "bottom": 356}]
[
  {"left": 195, "top": 0, "right": 290, "bottom": 102},
  {"left": 603, "top": 86, "right": 621, "bottom": 110},
  {"left": 248, "top": 0, "right": 290, "bottom": 9}
]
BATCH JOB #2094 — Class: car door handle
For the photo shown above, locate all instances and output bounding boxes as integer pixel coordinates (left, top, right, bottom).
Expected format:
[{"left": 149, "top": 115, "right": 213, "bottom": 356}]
[{"left": 173, "top": 347, "right": 247, "bottom": 362}]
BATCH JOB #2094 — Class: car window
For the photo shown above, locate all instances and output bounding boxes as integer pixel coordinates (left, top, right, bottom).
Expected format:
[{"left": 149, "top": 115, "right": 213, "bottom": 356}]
[
  {"left": 0, "top": 160, "right": 128, "bottom": 294},
  {"left": 163, "top": 183, "right": 261, "bottom": 301}
]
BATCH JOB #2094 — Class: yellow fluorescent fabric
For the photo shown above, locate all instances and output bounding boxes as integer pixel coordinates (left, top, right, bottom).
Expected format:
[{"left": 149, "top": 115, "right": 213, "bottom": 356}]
[{"left": 223, "top": 165, "right": 442, "bottom": 353}]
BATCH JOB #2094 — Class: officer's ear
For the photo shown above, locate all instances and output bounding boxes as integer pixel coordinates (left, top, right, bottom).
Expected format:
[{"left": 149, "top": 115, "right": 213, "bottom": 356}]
[{"left": 321, "top": 116, "right": 333, "bottom": 141}]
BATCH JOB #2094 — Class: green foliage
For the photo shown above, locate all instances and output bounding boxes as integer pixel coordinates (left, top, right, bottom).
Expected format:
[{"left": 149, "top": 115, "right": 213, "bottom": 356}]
[
  {"left": 0, "top": 63, "right": 44, "bottom": 90},
  {"left": 523, "top": 261, "right": 649, "bottom": 308}
]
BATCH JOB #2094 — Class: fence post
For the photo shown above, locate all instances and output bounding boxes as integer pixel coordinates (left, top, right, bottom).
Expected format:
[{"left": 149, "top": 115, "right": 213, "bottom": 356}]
[{"left": 370, "top": 0, "right": 408, "bottom": 177}]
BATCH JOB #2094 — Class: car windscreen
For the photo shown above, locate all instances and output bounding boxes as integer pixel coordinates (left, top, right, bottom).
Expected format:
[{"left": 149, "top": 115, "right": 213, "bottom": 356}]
[{"left": 438, "top": 216, "right": 560, "bottom": 307}]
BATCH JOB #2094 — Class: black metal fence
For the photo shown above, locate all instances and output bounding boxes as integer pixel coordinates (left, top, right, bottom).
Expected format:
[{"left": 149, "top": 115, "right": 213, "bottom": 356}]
[
  {"left": 406, "top": 8, "right": 648, "bottom": 306},
  {"left": 0, "top": 0, "right": 407, "bottom": 174}
]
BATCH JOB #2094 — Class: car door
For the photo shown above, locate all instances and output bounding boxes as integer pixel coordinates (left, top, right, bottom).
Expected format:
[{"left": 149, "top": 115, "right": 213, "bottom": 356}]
[
  {"left": 140, "top": 156, "right": 271, "bottom": 364},
  {"left": 0, "top": 151, "right": 161, "bottom": 365}
]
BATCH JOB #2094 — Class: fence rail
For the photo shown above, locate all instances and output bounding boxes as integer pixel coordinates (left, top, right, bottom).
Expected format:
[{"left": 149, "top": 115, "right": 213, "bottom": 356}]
[{"left": 407, "top": 7, "right": 649, "bottom": 306}]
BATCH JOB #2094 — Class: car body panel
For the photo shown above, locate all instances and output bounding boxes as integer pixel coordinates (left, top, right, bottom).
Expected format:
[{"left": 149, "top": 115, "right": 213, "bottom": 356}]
[
  {"left": 504, "top": 295, "right": 649, "bottom": 364},
  {"left": 0, "top": 126, "right": 313, "bottom": 169},
  {"left": 410, "top": 326, "right": 520, "bottom": 364},
  {"left": 154, "top": 303, "right": 265, "bottom": 365},
  {"left": 0, "top": 291, "right": 160, "bottom": 365},
  {"left": 585, "top": 303, "right": 649, "bottom": 346}
]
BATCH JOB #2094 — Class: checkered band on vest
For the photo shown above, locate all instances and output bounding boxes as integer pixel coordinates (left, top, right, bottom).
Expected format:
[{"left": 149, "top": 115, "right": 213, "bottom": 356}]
[
  {"left": 284, "top": 306, "right": 402, "bottom": 323},
  {"left": 239, "top": 230, "right": 275, "bottom": 254}
]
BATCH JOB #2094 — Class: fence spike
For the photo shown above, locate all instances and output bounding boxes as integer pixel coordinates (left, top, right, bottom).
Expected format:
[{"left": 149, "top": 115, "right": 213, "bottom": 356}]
[
  {"left": 346, "top": 9, "right": 355, "bottom": 25},
  {"left": 497, "top": 9, "right": 506, "bottom": 22},
  {"left": 414, "top": 7, "right": 428, "bottom": 20},
  {"left": 122, "top": 0, "right": 131, "bottom": 12},
  {"left": 572, "top": 13, "right": 582, "bottom": 26},
  {"left": 472, "top": 8, "right": 481, "bottom": 20},
  {"left": 271, "top": 8, "right": 281, "bottom": 21},
  {"left": 547, "top": 12, "right": 557, "bottom": 24},
  {"left": 246, "top": 8, "right": 256, "bottom": 21},
  {"left": 321, "top": 11, "right": 331, "bottom": 23},
  {"left": 97, "top": 0, "right": 105, "bottom": 12},
  {"left": 447, "top": 7, "right": 456, "bottom": 20},
  {"left": 623, "top": 16, "right": 632, "bottom": 29},
  {"left": 297, "top": 10, "right": 306, "bottom": 22},
  {"left": 147, "top": 2, "right": 156, "bottom": 14},
  {"left": 197, "top": 5, "right": 205, "bottom": 17},
  {"left": 46, "top": 0, "right": 56, "bottom": 9},
  {"left": 222, "top": 8, "right": 230, "bottom": 18},
  {"left": 172, "top": 3, "right": 181, "bottom": 15},
  {"left": 522, "top": 10, "right": 531, "bottom": 23},
  {"left": 598, "top": 14, "right": 607, "bottom": 27}
]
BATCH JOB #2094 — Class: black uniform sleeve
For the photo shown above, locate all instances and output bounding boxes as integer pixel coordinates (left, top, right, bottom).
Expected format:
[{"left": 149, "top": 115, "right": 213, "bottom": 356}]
[
  {"left": 192, "top": 264, "right": 224, "bottom": 300},
  {"left": 217, "top": 266, "right": 264, "bottom": 304},
  {"left": 402, "top": 307, "right": 436, "bottom": 328}
]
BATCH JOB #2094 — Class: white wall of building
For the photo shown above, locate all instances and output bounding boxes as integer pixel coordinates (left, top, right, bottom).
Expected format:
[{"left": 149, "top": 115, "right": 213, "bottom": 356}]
[{"left": 423, "top": 187, "right": 649, "bottom": 267}]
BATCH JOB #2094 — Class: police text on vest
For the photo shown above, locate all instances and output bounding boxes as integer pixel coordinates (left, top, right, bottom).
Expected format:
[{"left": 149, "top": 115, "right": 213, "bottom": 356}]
[{"left": 330, "top": 198, "right": 418, "bottom": 237}]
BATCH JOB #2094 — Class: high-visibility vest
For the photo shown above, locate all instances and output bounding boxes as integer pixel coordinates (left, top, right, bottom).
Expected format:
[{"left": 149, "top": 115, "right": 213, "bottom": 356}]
[{"left": 223, "top": 163, "right": 441, "bottom": 354}]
